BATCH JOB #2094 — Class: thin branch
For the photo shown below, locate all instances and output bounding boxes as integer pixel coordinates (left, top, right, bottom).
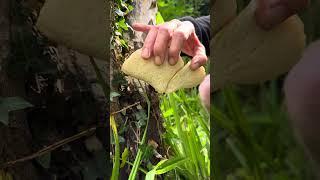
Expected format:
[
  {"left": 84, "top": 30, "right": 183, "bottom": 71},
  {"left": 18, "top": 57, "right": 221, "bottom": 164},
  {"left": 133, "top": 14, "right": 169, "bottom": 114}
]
[
  {"left": 111, "top": 102, "right": 141, "bottom": 115},
  {"left": 0, "top": 126, "right": 97, "bottom": 168}
]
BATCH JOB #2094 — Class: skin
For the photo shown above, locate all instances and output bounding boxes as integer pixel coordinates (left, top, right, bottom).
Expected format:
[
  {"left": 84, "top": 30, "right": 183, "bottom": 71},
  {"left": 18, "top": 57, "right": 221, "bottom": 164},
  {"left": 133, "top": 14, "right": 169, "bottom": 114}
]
[
  {"left": 284, "top": 40, "right": 320, "bottom": 176},
  {"left": 132, "top": 20, "right": 207, "bottom": 70}
]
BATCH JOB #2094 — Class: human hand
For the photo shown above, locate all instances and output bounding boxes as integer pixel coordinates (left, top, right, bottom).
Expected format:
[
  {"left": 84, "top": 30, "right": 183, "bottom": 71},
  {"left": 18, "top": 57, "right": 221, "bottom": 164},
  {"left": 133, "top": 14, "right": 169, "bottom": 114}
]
[
  {"left": 132, "top": 19, "right": 207, "bottom": 70},
  {"left": 255, "top": 0, "right": 309, "bottom": 30},
  {"left": 199, "top": 75, "right": 210, "bottom": 111}
]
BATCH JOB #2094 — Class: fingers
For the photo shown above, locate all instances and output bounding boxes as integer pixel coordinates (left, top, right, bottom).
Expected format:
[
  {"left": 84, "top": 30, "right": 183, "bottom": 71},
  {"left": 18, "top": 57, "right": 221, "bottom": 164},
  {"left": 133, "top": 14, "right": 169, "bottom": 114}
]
[
  {"left": 199, "top": 75, "right": 210, "bottom": 111},
  {"left": 190, "top": 54, "right": 208, "bottom": 70},
  {"left": 168, "top": 21, "right": 195, "bottom": 65},
  {"left": 255, "top": 0, "right": 293, "bottom": 30},
  {"left": 132, "top": 23, "right": 153, "bottom": 32},
  {"left": 134, "top": 20, "right": 208, "bottom": 69},
  {"left": 153, "top": 21, "right": 180, "bottom": 65},
  {"left": 190, "top": 40, "right": 208, "bottom": 70},
  {"left": 141, "top": 27, "right": 158, "bottom": 59},
  {"left": 255, "top": 0, "right": 309, "bottom": 30}
]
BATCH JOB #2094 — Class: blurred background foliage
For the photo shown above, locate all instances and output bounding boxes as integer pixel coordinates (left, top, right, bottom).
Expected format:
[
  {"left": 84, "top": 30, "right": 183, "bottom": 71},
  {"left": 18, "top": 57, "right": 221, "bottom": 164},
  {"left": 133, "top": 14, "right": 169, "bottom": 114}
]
[
  {"left": 157, "top": 0, "right": 209, "bottom": 21},
  {"left": 213, "top": 0, "right": 320, "bottom": 179}
]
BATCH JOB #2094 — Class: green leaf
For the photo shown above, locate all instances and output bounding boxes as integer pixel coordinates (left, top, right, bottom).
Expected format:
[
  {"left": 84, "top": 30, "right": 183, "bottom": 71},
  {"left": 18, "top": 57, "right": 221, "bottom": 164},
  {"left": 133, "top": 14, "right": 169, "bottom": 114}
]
[
  {"left": 145, "top": 169, "right": 156, "bottom": 180},
  {"left": 135, "top": 110, "right": 147, "bottom": 128},
  {"left": 226, "top": 138, "right": 248, "bottom": 169},
  {"left": 117, "top": 19, "right": 128, "bottom": 30},
  {"left": 157, "top": 1, "right": 167, "bottom": 7},
  {"left": 156, "top": 12, "right": 165, "bottom": 25},
  {"left": 155, "top": 157, "right": 189, "bottom": 174},
  {"left": 110, "top": 91, "right": 120, "bottom": 101},
  {"left": 111, "top": 115, "right": 120, "bottom": 180},
  {"left": 145, "top": 159, "right": 168, "bottom": 180},
  {"left": 0, "top": 97, "right": 33, "bottom": 111},
  {"left": 128, "top": 91, "right": 151, "bottom": 180},
  {"left": 120, "top": 148, "right": 129, "bottom": 168},
  {"left": 0, "top": 97, "right": 33, "bottom": 125},
  {"left": 162, "top": 108, "right": 174, "bottom": 118}
]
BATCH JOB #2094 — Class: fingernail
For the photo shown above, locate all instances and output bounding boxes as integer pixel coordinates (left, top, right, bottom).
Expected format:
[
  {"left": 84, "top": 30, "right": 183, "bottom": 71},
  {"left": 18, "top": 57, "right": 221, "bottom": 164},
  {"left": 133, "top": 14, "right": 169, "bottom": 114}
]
[
  {"left": 155, "top": 56, "right": 162, "bottom": 65},
  {"left": 257, "top": 5, "right": 292, "bottom": 30},
  {"left": 191, "top": 60, "right": 201, "bottom": 70},
  {"left": 142, "top": 48, "right": 150, "bottom": 58},
  {"left": 169, "top": 57, "right": 176, "bottom": 65}
]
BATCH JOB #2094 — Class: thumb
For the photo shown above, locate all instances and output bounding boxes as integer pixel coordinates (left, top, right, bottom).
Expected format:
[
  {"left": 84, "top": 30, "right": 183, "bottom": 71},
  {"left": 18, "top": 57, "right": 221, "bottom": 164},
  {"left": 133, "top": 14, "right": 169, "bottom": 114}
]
[{"left": 255, "top": 0, "right": 309, "bottom": 30}]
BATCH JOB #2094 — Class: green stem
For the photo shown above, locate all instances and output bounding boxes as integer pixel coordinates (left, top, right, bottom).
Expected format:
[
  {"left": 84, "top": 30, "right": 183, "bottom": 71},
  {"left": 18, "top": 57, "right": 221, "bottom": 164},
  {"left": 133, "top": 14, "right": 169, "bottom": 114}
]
[{"left": 128, "top": 86, "right": 151, "bottom": 180}]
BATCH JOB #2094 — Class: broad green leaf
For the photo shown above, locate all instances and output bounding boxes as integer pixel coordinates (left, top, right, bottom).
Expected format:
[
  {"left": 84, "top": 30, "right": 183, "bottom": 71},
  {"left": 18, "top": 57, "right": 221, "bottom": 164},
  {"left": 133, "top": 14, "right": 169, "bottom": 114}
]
[
  {"left": 0, "top": 97, "right": 33, "bottom": 125},
  {"left": 157, "top": 1, "right": 167, "bottom": 7},
  {"left": 0, "top": 97, "right": 33, "bottom": 111},
  {"left": 156, "top": 12, "right": 165, "bottom": 25},
  {"left": 145, "top": 169, "right": 156, "bottom": 180},
  {"left": 117, "top": 19, "right": 128, "bottom": 30},
  {"left": 110, "top": 91, "right": 120, "bottom": 101}
]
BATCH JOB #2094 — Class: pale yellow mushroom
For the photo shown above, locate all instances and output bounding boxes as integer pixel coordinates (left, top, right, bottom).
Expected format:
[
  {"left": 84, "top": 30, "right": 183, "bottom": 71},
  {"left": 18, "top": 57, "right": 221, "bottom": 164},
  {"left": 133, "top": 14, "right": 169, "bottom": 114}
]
[
  {"left": 36, "top": 0, "right": 106, "bottom": 60},
  {"left": 166, "top": 61, "right": 206, "bottom": 93},
  {"left": 121, "top": 49, "right": 206, "bottom": 93},
  {"left": 212, "top": 0, "right": 306, "bottom": 90},
  {"left": 212, "top": 0, "right": 238, "bottom": 36}
]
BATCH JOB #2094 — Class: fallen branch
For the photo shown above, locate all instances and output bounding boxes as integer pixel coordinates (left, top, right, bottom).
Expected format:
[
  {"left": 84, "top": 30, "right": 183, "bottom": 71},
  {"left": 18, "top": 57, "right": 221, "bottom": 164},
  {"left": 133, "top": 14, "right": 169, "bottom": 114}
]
[
  {"left": 0, "top": 126, "right": 97, "bottom": 168},
  {"left": 111, "top": 102, "right": 141, "bottom": 115}
]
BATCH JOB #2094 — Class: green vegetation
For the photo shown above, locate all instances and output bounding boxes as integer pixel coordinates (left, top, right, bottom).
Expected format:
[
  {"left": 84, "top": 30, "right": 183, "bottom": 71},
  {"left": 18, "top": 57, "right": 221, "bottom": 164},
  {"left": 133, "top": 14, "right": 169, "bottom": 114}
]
[
  {"left": 157, "top": 1, "right": 210, "bottom": 179},
  {"left": 160, "top": 89, "right": 210, "bottom": 179},
  {"left": 211, "top": 0, "right": 320, "bottom": 179}
]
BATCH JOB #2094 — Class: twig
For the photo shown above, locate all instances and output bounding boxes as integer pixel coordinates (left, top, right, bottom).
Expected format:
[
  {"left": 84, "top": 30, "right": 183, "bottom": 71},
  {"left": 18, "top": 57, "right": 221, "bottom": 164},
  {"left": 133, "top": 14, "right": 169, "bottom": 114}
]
[
  {"left": 0, "top": 126, "right": 97, "bottom": 168},
  {"left": 111, "top": 102, "right": 141, "bottom": 115}
]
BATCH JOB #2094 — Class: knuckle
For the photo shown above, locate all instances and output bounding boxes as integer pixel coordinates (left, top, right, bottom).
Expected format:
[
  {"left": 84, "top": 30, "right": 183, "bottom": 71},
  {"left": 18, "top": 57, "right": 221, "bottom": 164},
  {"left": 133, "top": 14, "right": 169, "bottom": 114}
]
[
  {"left": 170, "top": 19, "right": 182, "bottom": 26},
  {"left": 153, "top": 46, "right": 162, "bottom": 55},
  {"left": 169, "top": 47, "right": 180, "bottom": 55},
  {"left": 158, "top": 26, "right": 171, "bottom": 34},
  {"left": 183, "top": 21, "right": 195, "bottom": 29},
  {"left": 173, "top": 31, "right": 187, "bottom": 40}
]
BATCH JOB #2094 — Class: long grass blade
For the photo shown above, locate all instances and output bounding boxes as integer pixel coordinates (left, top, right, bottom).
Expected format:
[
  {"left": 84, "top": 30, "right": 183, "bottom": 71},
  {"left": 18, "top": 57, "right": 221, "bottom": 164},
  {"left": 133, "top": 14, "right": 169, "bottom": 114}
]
[{"left": 110, "top": 115, "right": 120, "bottom": 180}]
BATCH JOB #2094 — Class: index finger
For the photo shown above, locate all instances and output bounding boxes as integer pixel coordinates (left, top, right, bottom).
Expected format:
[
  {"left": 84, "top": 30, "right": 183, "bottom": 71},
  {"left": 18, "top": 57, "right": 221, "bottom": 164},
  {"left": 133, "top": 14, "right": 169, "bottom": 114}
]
[{"left": 132, "top": 23, "right": 156, "bottom": 32}]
